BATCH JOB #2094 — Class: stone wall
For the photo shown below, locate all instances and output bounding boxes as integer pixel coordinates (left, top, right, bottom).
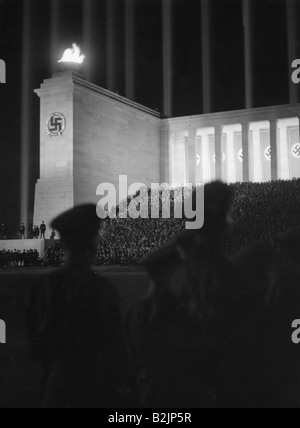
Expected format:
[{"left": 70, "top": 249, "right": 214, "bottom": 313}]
[{"left": 73, "top": 83, "right": 162, "bottom": 206}]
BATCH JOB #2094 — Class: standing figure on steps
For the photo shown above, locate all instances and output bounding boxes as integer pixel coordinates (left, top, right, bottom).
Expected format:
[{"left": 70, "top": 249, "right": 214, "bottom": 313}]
[
  {"left": 40, "top": 221, "right": 47, "bottom": 239},
  {"left": 20, "top": 223, "right": 26, "bottom": 239}
]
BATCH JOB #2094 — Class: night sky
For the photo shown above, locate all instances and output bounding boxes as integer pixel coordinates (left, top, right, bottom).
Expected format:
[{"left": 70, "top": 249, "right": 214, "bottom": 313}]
[{"left": 0, "top": 0, "right": 299, "bottom": 235}]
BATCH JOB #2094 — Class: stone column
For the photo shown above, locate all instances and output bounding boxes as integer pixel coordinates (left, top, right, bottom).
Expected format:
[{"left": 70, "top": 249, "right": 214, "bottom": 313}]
[
  {"left": 197, "top": 128, "right": 214, "bottom": 183},
  {"left": 277, "top": 119, "right": 292, "bottom": 180},
  {"left": 242, "top": 120, "right": 250, "bottom": 182},
  {"left": 270, "top": 119, "right": 278, "bottom": 181},
  {"left": 249, "top": 121, "right": 265, "bottom": 182},
  {"left": 214, "top": 124, "right": 223, "bottom": 181},
  {"left": 187, "top": 128, "right": 197, "bottom": 184},
  {"left": 223, "top": 124, "right": 242, "bottom": 183}
]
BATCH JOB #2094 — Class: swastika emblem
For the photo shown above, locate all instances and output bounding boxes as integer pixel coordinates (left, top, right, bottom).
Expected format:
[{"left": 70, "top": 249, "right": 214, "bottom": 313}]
[
  {"left": 292, "top": 143, "right": 300, "bottom": 159},
  {"left": 46, "top": 113, "right": 66, "bottom": 137},
  {"left": 264, "top": 146, "right": 271, "bottom": 161},
  {"left": 213, "top": 153, "right": 226, "bottom": 164},
  {"left": 238, "top": 148, "right": 243, "bottom": 162}
]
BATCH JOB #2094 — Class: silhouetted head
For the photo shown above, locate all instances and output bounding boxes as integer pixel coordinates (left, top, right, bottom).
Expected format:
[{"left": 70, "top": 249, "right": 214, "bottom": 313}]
[
  {"left": 51, "top": 204, "right": 100, "bottom": 259},
  {"left": 203, "top": 181, "right": 233, "bottom": 230},
  {"left": 184, "top": 181, "right": 233, "bottom": 234}
]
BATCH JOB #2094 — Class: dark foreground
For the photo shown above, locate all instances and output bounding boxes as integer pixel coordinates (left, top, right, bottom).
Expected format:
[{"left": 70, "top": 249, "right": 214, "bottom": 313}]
[{"left": 0, "top": 267, "right": 150, "bottom": 408}]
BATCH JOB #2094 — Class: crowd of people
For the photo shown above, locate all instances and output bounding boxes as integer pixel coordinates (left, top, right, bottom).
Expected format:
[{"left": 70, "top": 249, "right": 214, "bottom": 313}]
[
  {"left": 0, "top": 219, "right": 63, "bottom": 268},
  {"left": 98, "top": 217, "right": 183, "bottom": 265},
  {"left": 0, "top": 245, "right": 64, "bottom": 269},
  {"left": 97, "top": 187, "right": 189, "bottom": 265},
  {"left": 97, "top": 179, "right": 300, "bottom": 265},
  {"left": 0, "top": 249, "right": 40, "bottom": 268},
  {"left": 42, "top": 244, "right": 65, "bottom": 267}
]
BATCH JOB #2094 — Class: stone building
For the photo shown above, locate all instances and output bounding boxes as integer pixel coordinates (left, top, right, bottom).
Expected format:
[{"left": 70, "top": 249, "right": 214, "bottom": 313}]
[{"left": 33, "top": 70, "right": 300, "bottom": 228}]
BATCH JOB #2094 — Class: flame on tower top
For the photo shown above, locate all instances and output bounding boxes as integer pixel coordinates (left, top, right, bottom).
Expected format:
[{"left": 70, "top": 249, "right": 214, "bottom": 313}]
[{"left": 58, "top": 43, "right": 85, "bottom": 65}]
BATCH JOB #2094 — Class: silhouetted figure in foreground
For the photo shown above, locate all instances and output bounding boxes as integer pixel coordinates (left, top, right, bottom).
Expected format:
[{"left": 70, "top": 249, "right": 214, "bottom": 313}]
[
  {"left": 230, "top": 227, "right": 300, "bottom": 408},
  {"left": 126, "top": 182, "right": 242, "bottom": 408},
  {"left": 264, "top": 226, "right": 300, "bottom": 408},
  {"left": 28, "top": 205, "right": 126, "bottom": 408},
  {"left": 126, "top": 182, "right": 282, "bottom": 408}
]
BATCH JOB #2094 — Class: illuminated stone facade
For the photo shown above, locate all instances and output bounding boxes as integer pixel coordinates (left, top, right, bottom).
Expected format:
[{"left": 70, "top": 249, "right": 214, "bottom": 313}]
[{"left": 33, "top": 71, "right": 300, "bottom": 231}]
